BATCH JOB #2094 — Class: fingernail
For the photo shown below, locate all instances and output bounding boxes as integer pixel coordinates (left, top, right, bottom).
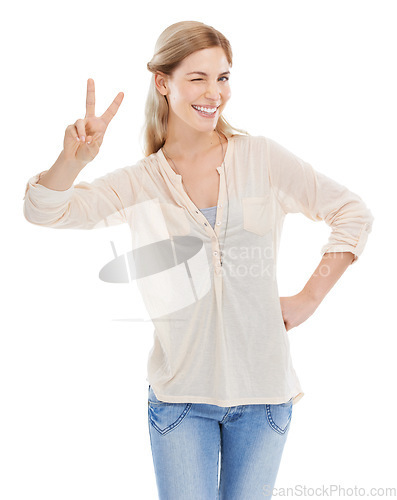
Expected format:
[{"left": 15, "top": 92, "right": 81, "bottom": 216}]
[
  {"left": 81, "top": 136, "right": 85, "bottom": 142},
  {"left": 87, "top": 140, "right": 91, "bottom": 144}
]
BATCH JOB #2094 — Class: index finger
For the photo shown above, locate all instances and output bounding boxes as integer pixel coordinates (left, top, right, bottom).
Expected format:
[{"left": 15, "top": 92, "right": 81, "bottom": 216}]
[
  {"left": 100, "top": 92, "right": 124, "bottom": 127},
  {"left": 85, "top": 78, "right": 95, "bottom": 117}
]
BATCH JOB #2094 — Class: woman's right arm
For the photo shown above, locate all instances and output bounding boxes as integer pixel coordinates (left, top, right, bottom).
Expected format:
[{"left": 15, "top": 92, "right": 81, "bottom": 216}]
[
  {"left": 23, "top": 155, "right": 142, "bottom": 230},
  {"left": 35, "top": 149, "right": 87, "bottom": 191}
]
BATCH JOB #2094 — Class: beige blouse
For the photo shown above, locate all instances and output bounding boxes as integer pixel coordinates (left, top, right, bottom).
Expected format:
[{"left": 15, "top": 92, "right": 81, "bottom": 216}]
[{"left": 23, "top": 134, "right": 374, "bottom": 407}]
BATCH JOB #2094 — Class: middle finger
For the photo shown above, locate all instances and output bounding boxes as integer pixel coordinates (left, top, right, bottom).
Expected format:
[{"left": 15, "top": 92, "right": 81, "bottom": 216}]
[{"left": 100, "top": 92, "right": 124, "bottom": 127}]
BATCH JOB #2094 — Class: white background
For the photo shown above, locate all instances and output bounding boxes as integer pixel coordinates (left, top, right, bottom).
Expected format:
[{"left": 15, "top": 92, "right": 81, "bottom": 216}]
[{"left": 1, "top": 0, "right": 395, "bottom": 498}]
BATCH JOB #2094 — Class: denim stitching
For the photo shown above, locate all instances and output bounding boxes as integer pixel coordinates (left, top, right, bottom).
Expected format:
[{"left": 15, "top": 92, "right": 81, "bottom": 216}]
[
  {"left": 265, "top": 404, "right": 292, "bottom": 435},
  {"left": 149, "top": 402, "right": 192, "bottom": 436}
]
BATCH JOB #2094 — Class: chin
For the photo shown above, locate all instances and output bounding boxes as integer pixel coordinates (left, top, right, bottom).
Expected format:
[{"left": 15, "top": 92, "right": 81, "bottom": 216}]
[{"left": 186, "top": 120, "right": 217, "bottom": 133}]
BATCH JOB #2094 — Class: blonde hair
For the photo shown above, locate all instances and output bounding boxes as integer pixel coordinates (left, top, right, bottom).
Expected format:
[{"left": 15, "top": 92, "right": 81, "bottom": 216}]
[{"left": 141, "top": 20, "right": 249, "bottom": 157}]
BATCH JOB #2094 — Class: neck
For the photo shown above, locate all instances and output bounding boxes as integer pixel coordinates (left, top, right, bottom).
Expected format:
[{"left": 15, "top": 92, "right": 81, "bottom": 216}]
[{"left": 162, "top": 121, "right": 223, "bottom": 162}]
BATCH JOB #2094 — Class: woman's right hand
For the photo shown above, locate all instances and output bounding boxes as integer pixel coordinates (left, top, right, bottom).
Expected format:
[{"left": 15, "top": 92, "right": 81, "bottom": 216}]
[{"left": 63, "top": 78, "right": 124, "bottom": 164}]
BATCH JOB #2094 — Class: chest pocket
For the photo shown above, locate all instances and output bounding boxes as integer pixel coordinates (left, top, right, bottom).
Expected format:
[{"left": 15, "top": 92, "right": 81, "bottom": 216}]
[
  {"left": 160, "top": 203, "right": 191, "bottom": 236},
  {"left": 242, "top": 195, "right": 272, "bottom": 236}
]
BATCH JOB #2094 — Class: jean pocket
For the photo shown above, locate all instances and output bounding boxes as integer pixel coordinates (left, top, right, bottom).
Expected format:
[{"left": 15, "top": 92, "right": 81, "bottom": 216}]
[
  {"left": 242, "top": 195, "right": 272, "bottom": 236},
  {"left": 148, "top": 385, "right": 192, "bottom": 436},
  {"left": 265, "top": 398, "right": 293, "bottom": 435}
]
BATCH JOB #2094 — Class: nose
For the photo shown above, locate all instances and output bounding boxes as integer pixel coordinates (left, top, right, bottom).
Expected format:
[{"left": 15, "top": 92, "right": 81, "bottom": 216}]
[{"left": 204, "top": 80, "right": 221, "bottom": 101}]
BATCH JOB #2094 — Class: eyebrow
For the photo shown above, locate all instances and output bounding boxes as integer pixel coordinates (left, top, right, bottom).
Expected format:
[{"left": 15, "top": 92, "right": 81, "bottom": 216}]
[{"left": 185, "top": 71, "right": 231, "bottom": 76}]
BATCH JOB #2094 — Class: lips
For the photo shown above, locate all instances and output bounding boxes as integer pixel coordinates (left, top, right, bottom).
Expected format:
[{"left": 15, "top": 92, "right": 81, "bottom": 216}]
[
  {"left": 191, "top": 105, "right": 219, "bottom": 117},
  {"left": 192, "top": 104, "right": 219, "bottom": 110}
]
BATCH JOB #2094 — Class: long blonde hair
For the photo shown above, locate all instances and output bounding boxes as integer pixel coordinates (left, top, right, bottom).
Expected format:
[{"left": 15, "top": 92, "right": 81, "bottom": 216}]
[{"left": 141, "top": 20, "right": 249, "bottom": 157}]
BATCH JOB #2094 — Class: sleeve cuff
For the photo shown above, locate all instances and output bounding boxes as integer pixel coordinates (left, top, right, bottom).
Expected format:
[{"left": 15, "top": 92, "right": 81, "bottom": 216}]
[
  {"left": 320, "top": 223, "right": 370, "bottom": 265},
  {"left": 23, "top": 170, "right": 74, "bottom": 204}
]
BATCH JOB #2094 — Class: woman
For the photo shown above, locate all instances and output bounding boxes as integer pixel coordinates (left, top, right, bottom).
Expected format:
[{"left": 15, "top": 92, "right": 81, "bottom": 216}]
[{"left": 23, "top": 20, "right": 374, "bottom": 500}]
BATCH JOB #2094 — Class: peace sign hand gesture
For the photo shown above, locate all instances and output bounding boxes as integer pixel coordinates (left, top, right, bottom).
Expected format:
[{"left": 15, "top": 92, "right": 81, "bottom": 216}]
[{"left": 63, "top": 78, "right": 124, "bottom": 164}]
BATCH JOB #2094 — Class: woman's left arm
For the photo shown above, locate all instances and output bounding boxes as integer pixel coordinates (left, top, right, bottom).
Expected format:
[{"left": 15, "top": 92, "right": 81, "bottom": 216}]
[
  {"left": 265, "top": 137, "right": 375, "bottom": 331},
  {"left": 280, "top": 251, "right": 355, "bottom": 331}
]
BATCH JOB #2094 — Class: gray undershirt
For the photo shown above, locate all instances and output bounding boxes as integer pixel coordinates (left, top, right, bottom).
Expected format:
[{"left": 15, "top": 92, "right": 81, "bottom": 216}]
[{"left": 199, "top": 205, "right": 217, "bottom": 229}]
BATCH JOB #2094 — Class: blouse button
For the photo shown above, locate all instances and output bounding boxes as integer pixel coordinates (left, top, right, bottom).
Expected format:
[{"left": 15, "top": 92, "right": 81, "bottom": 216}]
[
  {"left": 216, "top": 221, "right": 221, "bottom": 225},
  {"left": 213, "top": 251, "right": 218, "bottom": 256},
  {"left": 218, "top": 204, "right": 222, "bottom": 208}
]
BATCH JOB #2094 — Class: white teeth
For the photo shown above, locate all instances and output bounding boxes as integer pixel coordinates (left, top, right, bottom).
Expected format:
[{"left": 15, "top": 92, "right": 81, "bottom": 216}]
[{"left": 193, "top": 105, "right": 217, "bottom": 114}]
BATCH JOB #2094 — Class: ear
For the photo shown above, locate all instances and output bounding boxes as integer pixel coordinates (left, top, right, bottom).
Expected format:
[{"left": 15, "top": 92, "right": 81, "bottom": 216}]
[{"left": 154, "top": 72, "right": 169, "bottom": 96}]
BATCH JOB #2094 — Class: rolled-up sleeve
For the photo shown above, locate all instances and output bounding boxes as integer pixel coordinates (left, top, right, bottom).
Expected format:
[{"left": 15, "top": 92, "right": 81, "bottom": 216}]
[
  {"left": 266, "top": 137, "right": 374, "bottom": 265},
  {"left": 23, "top": 163, "right": 143, "bottom": 230}
]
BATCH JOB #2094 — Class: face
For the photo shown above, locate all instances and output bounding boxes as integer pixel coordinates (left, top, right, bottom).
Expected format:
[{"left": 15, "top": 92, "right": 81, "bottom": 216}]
[{"left": 155, "top": 47, "right": 232, "bottom": 134}]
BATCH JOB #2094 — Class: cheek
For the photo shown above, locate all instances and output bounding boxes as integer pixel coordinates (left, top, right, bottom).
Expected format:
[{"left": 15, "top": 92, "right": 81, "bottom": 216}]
[
  {"left": 173, "top": 88, "right": 196, "bottom": 108},
  {"left": 184, "top": 88, "right": 200, "bottom": 104},
  {"left": 223, "top": 87, "right": 232, "bottom": 101}
]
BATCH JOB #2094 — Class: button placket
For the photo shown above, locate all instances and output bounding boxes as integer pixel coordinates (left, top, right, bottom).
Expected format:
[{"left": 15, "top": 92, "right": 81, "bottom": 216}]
[
  {"left": 184, "top": 168, "right": 225, "bottom": 272},
  {"left": 171, "top": 165, "right": 226, "bottom": 273},
  {"left": 158, "top": 146, "right": 228, "bottom": 270},
  {"left": 214, "top": 166, "right": 226, "bottom": 272},
  {"left": 158, "top": 137, "right": 232, "bottom": 279}
]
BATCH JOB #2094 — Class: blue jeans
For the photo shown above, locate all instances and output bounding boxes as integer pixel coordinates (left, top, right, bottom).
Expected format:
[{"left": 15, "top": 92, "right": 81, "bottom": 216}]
[{"left": 147, "top": 384, "right": 293, "bottom": 499}]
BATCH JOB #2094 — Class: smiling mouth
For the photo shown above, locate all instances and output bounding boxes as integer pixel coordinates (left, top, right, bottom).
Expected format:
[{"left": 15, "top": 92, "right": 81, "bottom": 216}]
[{"left": 191, "top": 105, "right": 219, "bottom": 117}]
